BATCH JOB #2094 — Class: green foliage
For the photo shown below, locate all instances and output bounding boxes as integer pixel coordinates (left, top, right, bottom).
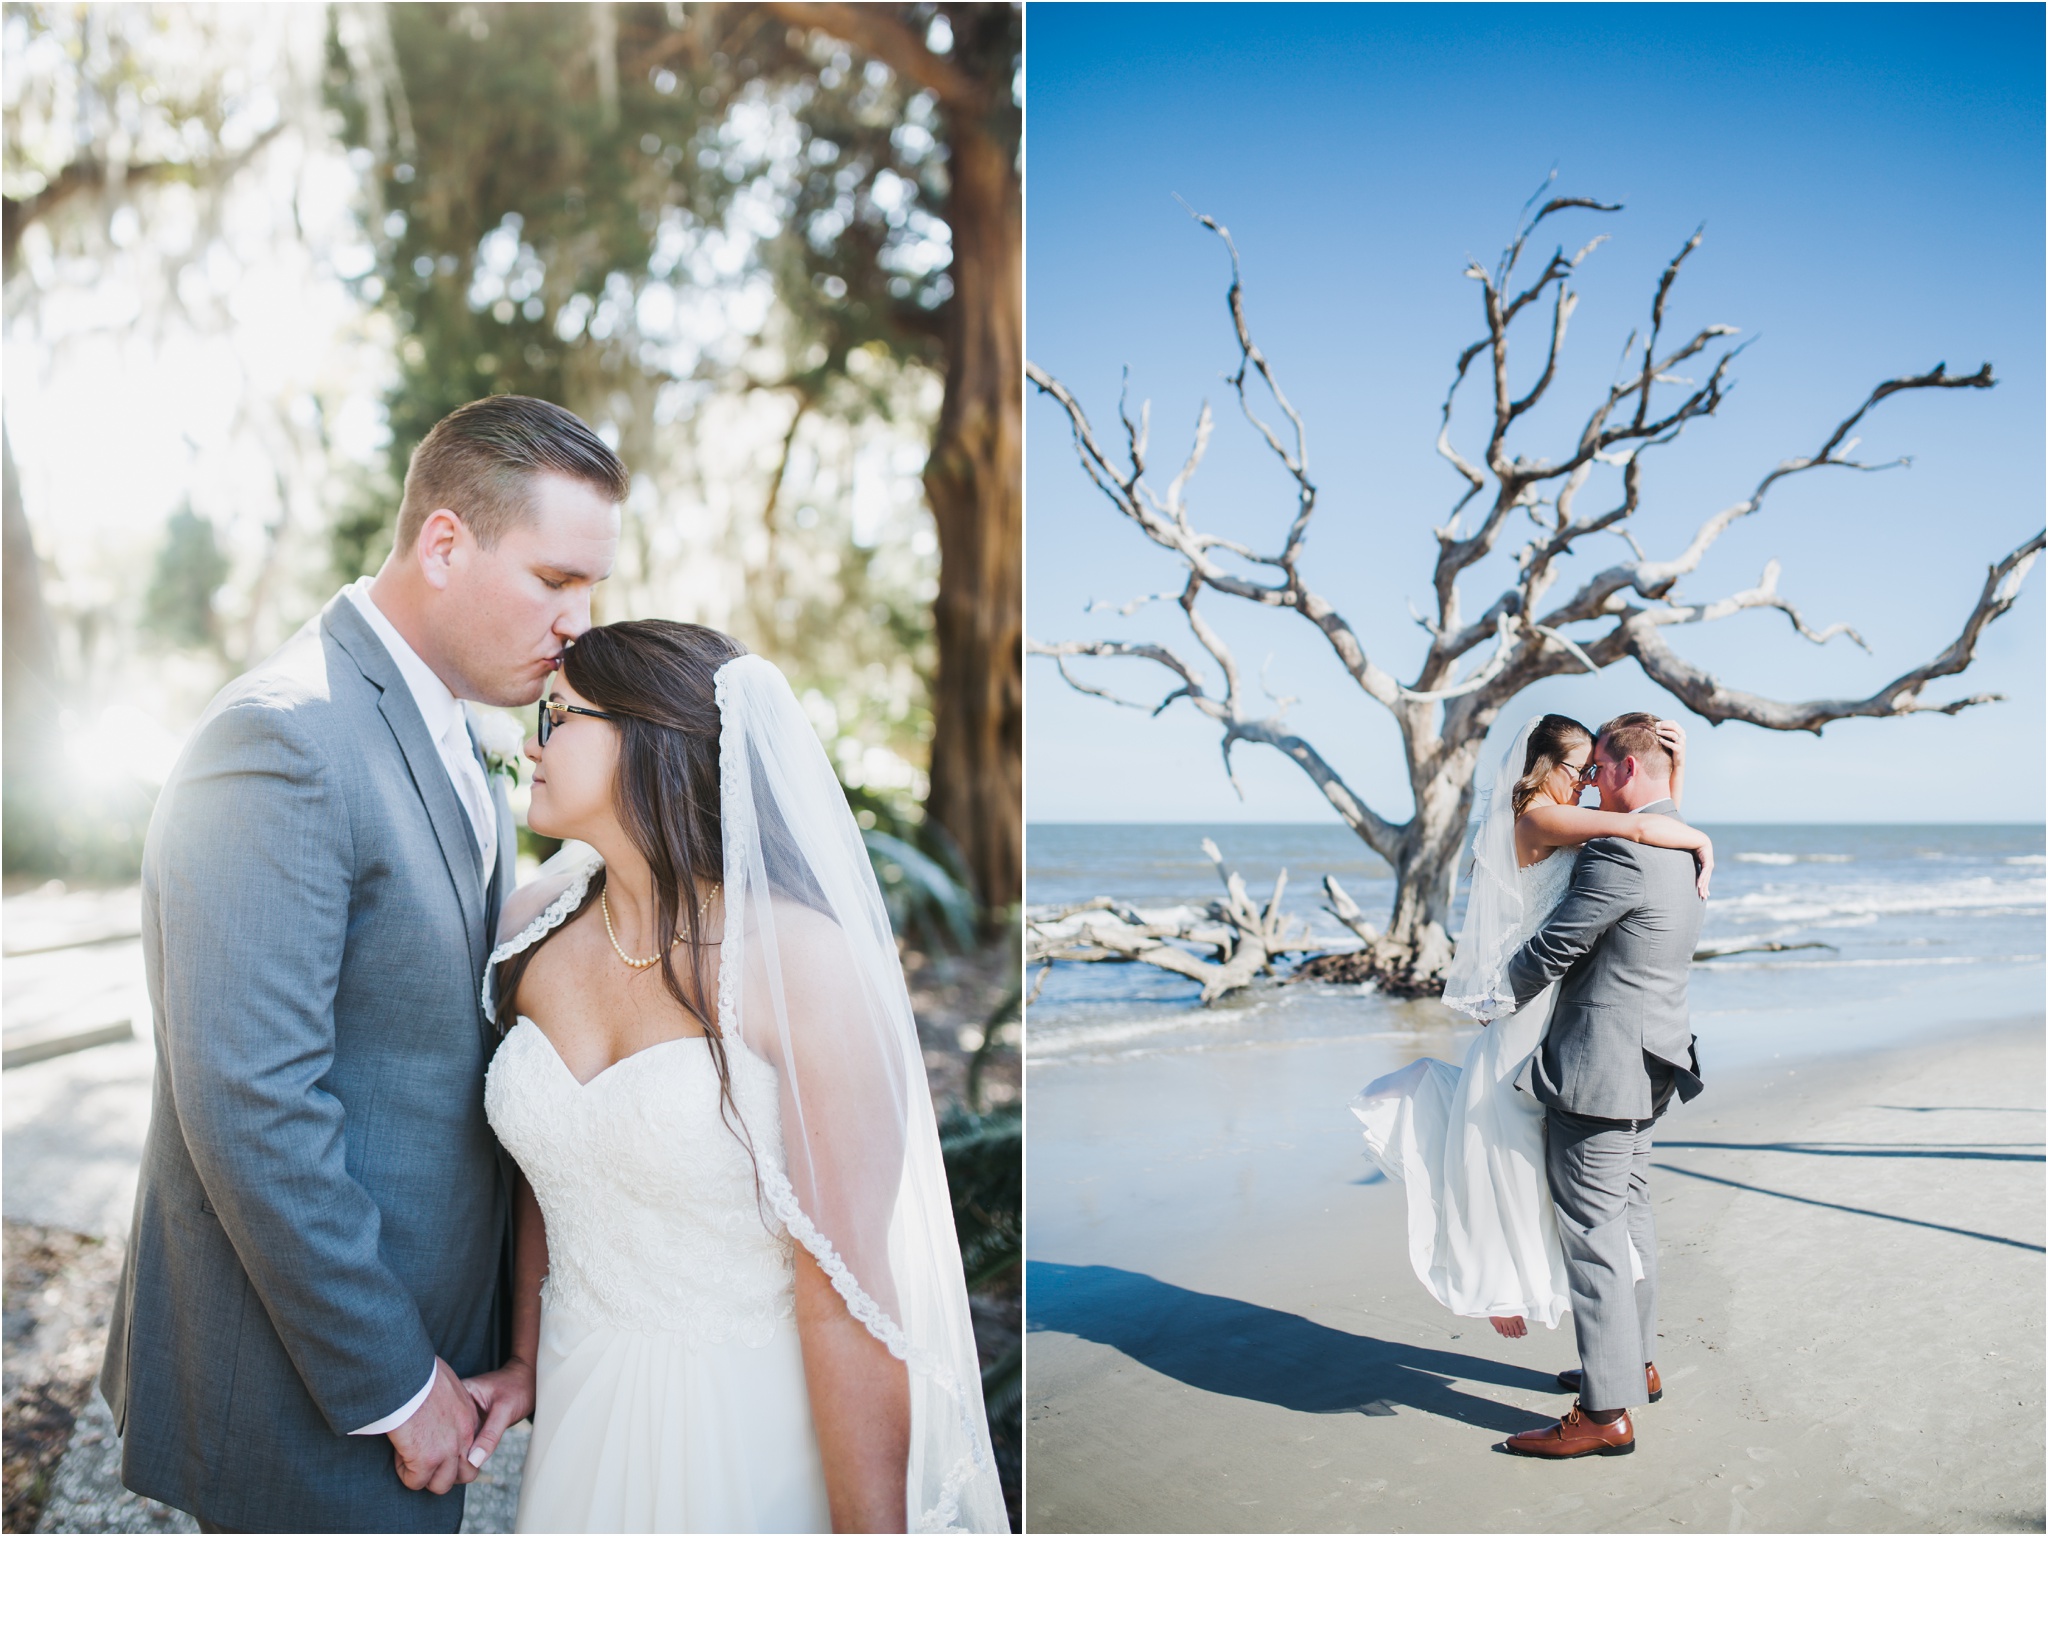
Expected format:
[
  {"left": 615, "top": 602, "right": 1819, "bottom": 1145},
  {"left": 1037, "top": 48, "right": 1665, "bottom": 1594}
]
[
  {"left": 317, "top": 3, "right": 976, "bottom": 820},
  {"left": 939, "top": 1090, "right": 1021, "bottom": 1514},
  {"left": 979, "top": 1338, "right": 1020, "bottom": 1428},
  {"left": 846, "top": 778, "right": 978, "bottom": 946},
  {"left": 323, "top": 3, "right": 959, "bottom": 477},
  {"left": 1, "top": 778, "right": 155, "bottom": 883},
  {"left": 864, "top": 829, "right": 976, "bottom": 951},
  {"left": 140, "top": 505, "right": 229, "bottom": 652},
  {"left": 965, "top": 977, "right": 1020, "bottom": 1110},
  {"left": 327, "top": 466, "right": 400, "bottom": 588},
  {"left": 939, "top": 1102, "right": 1020, "bottom": 1292}
]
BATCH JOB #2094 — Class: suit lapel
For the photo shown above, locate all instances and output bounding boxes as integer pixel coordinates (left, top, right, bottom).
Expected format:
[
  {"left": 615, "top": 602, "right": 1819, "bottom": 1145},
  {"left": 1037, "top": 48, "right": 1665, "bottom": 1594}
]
[{"left": 325, "top": 597, "right": 487, "bottom": 993}]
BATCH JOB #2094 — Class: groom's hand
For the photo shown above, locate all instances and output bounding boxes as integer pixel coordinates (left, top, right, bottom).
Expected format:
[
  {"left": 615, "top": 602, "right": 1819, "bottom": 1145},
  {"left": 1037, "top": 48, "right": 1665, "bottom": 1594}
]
[
  {"left": 388, "top": 1357, "right": 482, "bottom": 1494},
  {"left": 458, "top": 1358, "right": 537, "bottom": 1473}
]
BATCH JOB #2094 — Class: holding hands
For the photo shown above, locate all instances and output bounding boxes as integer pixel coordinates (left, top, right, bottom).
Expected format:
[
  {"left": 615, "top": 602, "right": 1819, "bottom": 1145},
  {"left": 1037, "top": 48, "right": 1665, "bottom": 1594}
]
[
  {"left": 386, "top": 1354, "right": 537, "bottom": 1492},
  {"left": 388, "top": 1357, "right": 484, "bottom": 1495},
  {"left": 459, "top": 1357, "right": 538, "bottom": 1475}
]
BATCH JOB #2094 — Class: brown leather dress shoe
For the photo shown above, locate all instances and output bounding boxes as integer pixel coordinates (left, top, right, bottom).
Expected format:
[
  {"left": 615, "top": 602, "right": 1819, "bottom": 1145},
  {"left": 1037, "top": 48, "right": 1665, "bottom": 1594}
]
[
  {"left": 1554, "top": 1361, "right": 1662, "bottom": 1403},
  {"left": 1504, "top": 1402, "right": 1636, "bottom": 1458}
]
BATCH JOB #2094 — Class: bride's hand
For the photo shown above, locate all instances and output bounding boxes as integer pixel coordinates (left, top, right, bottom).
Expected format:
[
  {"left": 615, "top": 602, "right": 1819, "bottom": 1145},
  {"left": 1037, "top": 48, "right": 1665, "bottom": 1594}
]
[
  {"left": 459, "top": 1359, "right": 537, "bottom": 1471},
  {"left": 1694, "top": 841, "right": 1714, "bottom": 900},
  {"left": 1657, "top": 719, "right": 1686, "bottom": 764}
]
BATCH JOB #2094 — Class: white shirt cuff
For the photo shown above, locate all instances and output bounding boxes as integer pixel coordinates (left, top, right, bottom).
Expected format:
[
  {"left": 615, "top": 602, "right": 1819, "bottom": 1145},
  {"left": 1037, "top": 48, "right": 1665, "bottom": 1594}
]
[{"left": 349, "top": 1366, "right": 439, "bottom": 1436}]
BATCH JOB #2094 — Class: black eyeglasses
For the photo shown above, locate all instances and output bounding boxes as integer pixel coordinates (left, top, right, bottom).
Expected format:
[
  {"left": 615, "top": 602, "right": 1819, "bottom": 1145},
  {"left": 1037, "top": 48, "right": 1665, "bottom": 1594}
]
[{"left": 537, "top": 697, "right": 619, "bottom": 746}]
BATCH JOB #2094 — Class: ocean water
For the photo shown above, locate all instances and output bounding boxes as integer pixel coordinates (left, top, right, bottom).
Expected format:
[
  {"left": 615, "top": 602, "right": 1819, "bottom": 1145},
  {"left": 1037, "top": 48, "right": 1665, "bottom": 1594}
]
[{"left": 1025, "top": 823, "right": 2046, "bottom": 1075}]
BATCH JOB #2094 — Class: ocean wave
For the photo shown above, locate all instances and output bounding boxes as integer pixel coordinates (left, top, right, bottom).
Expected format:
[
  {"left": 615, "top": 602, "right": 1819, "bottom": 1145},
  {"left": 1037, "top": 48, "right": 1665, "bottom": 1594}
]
[
  {"left": 1712, "top": 876, "right": 2046, "bottom": 924},
  {"left": 1731, "top": 852, "right": 1852, "bottom": 866},
  {"left": 1696, "top": 953, "right": 2039, "bottom": 973},
  {"left": 1024, "top": 1004, "right": 1267, "bottom": 1059},
  {"left": 2006, "top": 855, "right": 2047, "bottom": 867}
]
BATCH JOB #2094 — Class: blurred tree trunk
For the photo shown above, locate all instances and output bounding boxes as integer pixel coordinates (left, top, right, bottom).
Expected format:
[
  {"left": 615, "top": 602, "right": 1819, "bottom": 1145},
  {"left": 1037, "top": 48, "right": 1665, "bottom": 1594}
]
[
  {"left": 765, "top": 2, "right": 1022, "bottom": 914},
  {"left": 922, "top": 105, "right": 1022, "bottom": 916}
]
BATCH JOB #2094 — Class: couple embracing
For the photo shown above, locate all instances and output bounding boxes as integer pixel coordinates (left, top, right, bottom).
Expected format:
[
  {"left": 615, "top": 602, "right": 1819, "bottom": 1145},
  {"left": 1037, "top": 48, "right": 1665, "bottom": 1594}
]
[
  {"left": 100, "top": 395, "right": 1006, "bottom": 1532},
  {"left": 1355, "top": 711, "right": 1709, "bottom": 1457}
]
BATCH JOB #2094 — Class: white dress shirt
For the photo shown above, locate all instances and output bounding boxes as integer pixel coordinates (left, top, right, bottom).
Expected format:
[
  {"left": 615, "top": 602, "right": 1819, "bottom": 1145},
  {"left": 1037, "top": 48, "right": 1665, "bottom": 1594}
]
[
  {"left": 341, "top": 579, "right": 497, "bottom": 1436},
  {"left": 343, "top": 580, "right": 497, "bottom": 884}
]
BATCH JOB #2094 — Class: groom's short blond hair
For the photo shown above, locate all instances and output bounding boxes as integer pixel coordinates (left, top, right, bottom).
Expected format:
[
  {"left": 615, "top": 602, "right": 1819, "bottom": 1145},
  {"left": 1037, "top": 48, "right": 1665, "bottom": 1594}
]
[
  {"left": 1597, "top": 712, "right": 1671, "bottom": 778},
  {"left": 394, "top": 395, "right": 629, "bottom": 556}
]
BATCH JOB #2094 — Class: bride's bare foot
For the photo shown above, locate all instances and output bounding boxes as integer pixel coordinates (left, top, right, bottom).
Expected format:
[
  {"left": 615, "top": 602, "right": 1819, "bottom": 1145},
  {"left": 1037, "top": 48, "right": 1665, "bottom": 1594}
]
[{"left": 1489, "top": 1315, "right": 1528, "bottom": 1339}]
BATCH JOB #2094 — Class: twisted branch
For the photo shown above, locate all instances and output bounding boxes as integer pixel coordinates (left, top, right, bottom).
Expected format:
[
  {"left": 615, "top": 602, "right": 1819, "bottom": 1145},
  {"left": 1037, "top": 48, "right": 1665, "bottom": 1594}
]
[{"left": 1622, "top": 534, "right": 2042, "bottom": 731}]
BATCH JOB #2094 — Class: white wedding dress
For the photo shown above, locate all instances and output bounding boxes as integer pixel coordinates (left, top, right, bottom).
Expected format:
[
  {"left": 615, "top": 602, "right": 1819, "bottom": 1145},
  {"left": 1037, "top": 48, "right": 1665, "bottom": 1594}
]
[
  {"left": 473, "top": 653, "right": 1008, "bottom": 1535},
  {"left": 486, "top": 1008, "right": 831, "bottom": 1532},
  {"left": 1352, "top": 845, "right": 1582, "bottom": 1327}
]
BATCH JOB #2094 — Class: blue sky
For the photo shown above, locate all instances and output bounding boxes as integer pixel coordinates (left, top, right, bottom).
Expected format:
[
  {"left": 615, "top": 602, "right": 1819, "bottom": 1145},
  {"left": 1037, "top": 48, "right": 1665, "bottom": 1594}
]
[{"left": 1025, "top": 2, "right": 2045, "bottom": 824}]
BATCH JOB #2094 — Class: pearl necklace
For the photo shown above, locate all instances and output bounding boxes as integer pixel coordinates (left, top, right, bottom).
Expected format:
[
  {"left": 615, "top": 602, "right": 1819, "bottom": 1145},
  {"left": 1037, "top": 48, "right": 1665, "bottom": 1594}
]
[{"left": 601, "top": 880, "right": 720, "bottom": 970}]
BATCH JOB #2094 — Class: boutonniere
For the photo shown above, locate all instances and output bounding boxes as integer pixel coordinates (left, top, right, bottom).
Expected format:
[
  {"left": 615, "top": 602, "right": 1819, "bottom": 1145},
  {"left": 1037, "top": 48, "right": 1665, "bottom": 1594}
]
[{"left": 472, "top": 707, "right": 527, "bottom": 785}]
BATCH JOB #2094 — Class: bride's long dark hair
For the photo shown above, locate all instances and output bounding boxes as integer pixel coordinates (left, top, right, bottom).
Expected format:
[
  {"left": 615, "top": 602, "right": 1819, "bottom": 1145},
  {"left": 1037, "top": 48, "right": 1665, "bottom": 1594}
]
[
  {"left": 494, "top": 620, "right": 748, "bottom": 1157},
  {"left": 1510, "top": 714, "right": 1593, "bottom": 818}
]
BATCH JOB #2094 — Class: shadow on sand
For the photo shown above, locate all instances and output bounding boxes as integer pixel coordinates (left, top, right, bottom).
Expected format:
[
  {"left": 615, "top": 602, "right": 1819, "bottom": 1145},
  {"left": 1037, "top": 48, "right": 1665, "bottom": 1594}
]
[
  {"left": 1650, "top": 1162, "right": 2045, "bottom": 1253},
  {"left": 1026, "top": 1262, "right": 1560, "bottom": 1434}
]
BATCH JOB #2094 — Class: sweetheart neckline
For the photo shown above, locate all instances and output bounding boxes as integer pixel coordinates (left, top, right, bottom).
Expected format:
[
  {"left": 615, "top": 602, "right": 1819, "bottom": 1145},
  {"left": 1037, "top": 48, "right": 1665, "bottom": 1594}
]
[{"left": 508, "top": 1014, "right": 711, "bottom": 1090}]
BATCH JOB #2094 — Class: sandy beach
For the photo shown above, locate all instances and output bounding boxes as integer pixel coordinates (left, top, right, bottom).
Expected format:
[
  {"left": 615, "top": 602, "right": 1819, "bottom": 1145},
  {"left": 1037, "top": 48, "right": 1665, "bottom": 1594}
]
[{"left": 1024, "top": 1014, "right": 2044, "bottom": 1532}]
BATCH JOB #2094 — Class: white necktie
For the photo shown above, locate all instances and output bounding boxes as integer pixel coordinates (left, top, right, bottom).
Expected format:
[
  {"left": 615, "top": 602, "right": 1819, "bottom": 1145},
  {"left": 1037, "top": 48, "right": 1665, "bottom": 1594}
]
[{"left": 443, "top": 718, "right": 496, "bottom": 886}]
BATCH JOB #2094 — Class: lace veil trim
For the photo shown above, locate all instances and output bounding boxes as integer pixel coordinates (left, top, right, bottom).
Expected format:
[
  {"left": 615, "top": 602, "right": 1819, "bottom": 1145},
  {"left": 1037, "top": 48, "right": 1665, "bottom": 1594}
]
[
  {"left": 479, "top": 850, "right": 602, "bottom": 1025},
  {"left": 751, "top": 1165, "right": 984, "bottom": 1532}
]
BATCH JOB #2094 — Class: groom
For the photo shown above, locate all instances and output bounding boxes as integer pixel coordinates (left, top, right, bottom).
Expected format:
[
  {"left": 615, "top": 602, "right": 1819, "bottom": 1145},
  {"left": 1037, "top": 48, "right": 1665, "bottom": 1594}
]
[
  {"left": 101, "top": 396, "right": 625, "bottom": 1530},
  {"left": 1500, "top": 712, "right": 1704, "bottom": 1458}
]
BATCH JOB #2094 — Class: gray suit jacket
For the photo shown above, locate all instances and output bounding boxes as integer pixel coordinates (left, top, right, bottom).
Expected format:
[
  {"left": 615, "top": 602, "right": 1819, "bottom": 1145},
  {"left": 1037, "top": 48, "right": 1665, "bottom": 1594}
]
[
  {"left": 100, "top": 592, "right": 518, "bottom": 1532},
  {"left": 1504, "top": 800, "right": 1705, "bottom": 1120}
]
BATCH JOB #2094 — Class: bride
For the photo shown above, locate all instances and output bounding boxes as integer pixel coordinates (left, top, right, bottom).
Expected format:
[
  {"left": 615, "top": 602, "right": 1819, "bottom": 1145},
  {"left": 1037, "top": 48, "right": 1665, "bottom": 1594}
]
[
  {"left": 454, "top": 620, "right": 1006, "bottom": 1532},
  {"left": 1352, "top": 713, "right": 1711, "bottom": 1338}
]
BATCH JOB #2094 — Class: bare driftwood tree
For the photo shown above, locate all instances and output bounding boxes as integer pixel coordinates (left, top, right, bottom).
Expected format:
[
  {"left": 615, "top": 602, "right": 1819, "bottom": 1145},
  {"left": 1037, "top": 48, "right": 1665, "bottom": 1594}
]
[{"left": 1029, "top": 191, "right": 2043, "bottom": 993}]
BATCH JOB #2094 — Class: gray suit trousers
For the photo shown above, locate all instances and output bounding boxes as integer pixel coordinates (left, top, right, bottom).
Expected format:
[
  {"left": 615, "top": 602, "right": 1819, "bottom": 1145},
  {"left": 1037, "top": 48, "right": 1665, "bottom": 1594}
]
[{"left": 1545, "top": 1102, "right": 1663, "bottom": 1411}]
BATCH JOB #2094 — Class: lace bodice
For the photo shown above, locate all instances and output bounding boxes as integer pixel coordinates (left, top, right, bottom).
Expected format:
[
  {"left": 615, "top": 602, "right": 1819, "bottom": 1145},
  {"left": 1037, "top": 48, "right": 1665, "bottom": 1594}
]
[
  {"left": 485, "top": 1019, "right": 796, "bottom": 1345},
  {"left": 1517, "top": 845, "right": 1579, "bottom": 940}
]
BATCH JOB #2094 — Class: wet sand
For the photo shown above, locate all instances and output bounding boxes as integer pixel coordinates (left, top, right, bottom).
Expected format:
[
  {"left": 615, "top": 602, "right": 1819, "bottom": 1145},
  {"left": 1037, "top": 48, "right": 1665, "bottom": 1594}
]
[{"left": 1023, "top": 1015, "right": 2045, "bottom": 1532}]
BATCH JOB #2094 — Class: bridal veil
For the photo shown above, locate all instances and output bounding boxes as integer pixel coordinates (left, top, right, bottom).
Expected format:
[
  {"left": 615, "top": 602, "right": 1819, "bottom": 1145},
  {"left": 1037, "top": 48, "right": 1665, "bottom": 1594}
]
[
  {"left": 713, "top": 654, "right": 1006, "bottom": 1533},
  {"left": 1439, "top": 717, "right": 1539, "bottom": 1023}
]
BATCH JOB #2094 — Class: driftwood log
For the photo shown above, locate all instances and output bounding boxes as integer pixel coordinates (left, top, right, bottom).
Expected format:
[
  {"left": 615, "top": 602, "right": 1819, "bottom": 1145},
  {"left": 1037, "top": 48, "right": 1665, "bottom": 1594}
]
[
  {"left": 1032, "top": 843, "right": 1846, "bottom": 1007},
  {"left": 1025, "top": 838, "right": 1322, "bottom": 1004}
]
